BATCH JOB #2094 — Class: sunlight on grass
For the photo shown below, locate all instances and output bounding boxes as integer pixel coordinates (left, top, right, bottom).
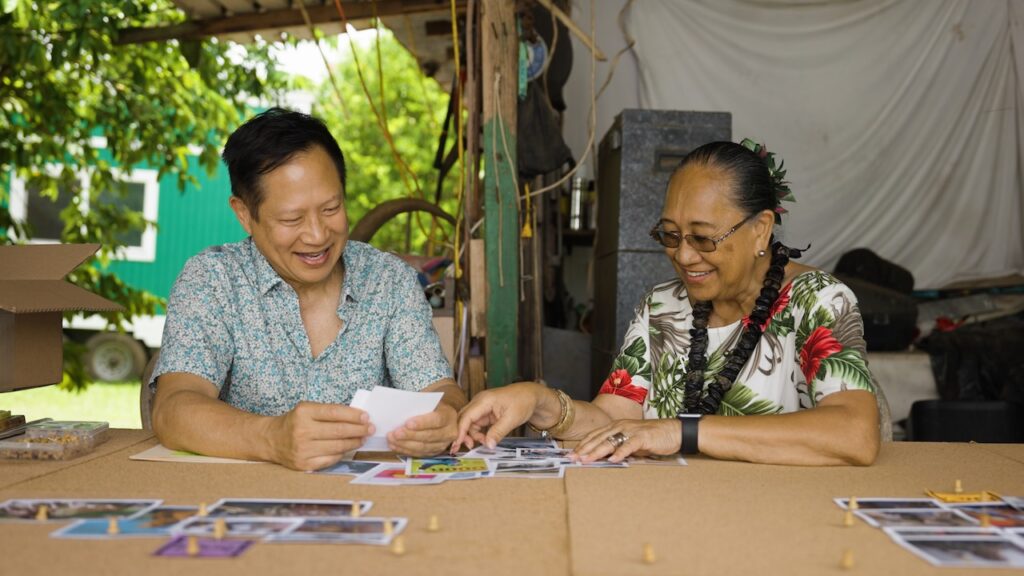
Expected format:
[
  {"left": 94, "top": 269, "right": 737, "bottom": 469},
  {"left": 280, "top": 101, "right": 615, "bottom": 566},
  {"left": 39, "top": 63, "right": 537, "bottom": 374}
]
[{"left": 0, "top": 382, "right": 142, "bottom": 429}]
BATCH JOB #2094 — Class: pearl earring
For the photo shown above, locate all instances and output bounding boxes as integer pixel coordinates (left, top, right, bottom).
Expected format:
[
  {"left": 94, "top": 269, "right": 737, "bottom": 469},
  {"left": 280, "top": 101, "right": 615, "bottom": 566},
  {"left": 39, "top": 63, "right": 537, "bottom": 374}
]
[{"left": 757, "top": 249, "right": 766, "bottom": 257}]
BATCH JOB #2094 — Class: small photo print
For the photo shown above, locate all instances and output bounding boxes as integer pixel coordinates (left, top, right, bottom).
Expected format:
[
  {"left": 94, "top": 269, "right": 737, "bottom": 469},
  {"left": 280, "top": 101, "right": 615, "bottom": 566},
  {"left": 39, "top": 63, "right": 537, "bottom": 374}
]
[
  {"left": 516, "top": 448, "right": 575, "bottom": 462},
  {"left": 0, "top": 499, "right": 161, "bottom": 522},
  {"left": 51, "top": 506, "right": 197, "bottom": 538},
  {"left": 625, "top": 455, "right": 688, "bottom": 466},
  {"left": 856, "top": 508, "right": 976, "bottom": 528},
  {"left": 496, "top": 437, "right": 558, "bottom": 450},
  {"left": 269, "top": 517, "right": 407, "bottom": 544},
  {"left": 172, "top": 517, "right": 301, "bottom": 539},
  {"left": 464, "top": 447, "right": 523, "bottom": 461},
  {"left": 493, "top": 460, "right": 565, "bottom": 479},
  {"left": 406, "top": 457, "right": 490, "bottom": 475},
  {"left": 207, "top": 499, "right": 371, "bottom": 518},
  {"left": 885, "top": 527, "right": 1002, "bottom": 539},
  {"left": 350, "top": 464, "right": 446, "bottom": 485},
  {"left": 945, "top": 503, "right": 1024, "bottom": 529},
  {"left": 153, "top": 535, "right": 252, "bottom": 558},
  {"left": 896, "top": 536, "right": 1024, "bottom": 568},
  {"left": 313, "top": 460, "right": 382, "bottom": 476},
  {"left": 833, "top": 498, "right": 941, "bottom": 510}
]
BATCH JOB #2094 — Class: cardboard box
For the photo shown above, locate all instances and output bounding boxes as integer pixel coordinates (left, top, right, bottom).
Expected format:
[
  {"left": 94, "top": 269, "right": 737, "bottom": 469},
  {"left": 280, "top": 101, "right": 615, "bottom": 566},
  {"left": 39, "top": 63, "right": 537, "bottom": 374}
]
[{"left": 0, "top": 244, "right": 122, "bottom": 392}]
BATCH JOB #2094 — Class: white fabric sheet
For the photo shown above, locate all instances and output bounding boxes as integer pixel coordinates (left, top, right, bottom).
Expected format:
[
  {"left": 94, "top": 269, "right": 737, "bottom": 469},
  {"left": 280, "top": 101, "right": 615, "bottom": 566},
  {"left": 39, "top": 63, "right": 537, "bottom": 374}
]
[{"left": 620, "top": 0, "right": 1023, "bottom": 289}]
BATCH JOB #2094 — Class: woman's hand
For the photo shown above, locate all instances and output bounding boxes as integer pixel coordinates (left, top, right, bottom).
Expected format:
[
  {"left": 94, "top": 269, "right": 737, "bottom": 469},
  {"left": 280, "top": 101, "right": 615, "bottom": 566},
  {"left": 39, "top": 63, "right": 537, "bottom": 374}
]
[
  {"left": 452, "top": 382, "right": 550, "bottom": 452},
  {"left": 572, "top": 418, "right": 682, "bottom": 463}
]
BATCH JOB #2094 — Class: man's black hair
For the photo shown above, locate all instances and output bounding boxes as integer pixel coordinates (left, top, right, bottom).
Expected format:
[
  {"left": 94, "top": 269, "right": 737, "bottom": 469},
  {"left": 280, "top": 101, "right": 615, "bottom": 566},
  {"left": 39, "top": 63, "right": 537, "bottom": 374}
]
[{"left": 222, "top": 107, "right": 347, "bottom": 219}]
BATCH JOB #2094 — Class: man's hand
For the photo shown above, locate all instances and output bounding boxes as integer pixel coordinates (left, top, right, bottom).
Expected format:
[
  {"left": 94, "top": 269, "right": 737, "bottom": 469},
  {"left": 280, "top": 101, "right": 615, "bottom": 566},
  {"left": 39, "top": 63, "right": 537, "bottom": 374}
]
[
  {"left": 265, "top": 402, "right": 373, "bottom": 471},
  {"left": 387, "top": 402, "right": 459, "bottom": 457}
]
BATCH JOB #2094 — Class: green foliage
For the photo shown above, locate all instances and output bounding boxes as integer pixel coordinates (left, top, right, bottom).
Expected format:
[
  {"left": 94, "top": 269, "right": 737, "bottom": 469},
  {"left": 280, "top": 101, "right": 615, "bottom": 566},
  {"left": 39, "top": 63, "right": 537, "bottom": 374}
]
[
  {"left": 718, "top": 382, "right": 782, "bottom": 416},
  {"left": 817, "top": 349, "right": 873, "bottom": 391},
  {"left": 312, "top": 28, "right": 458, "bottom": 255},
  {"left": 0, "top": 0, "right": 287, "bottom": 389}
]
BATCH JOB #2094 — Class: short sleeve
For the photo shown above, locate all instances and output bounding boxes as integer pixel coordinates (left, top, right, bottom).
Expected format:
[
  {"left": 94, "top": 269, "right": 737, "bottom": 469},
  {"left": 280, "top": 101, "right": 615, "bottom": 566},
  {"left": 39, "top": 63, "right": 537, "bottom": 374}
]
[
  {"left": 597, "top": 296, "right": 653, "bottom": 405},
  {"left": 383, "top": 263, "right": 453, "bottom": 391},
  {"left": 793, "top": 274, "right": 876, "bottom": 406},
  {"left": 150, "top": 255, "right": 234, "bottom": 395}
]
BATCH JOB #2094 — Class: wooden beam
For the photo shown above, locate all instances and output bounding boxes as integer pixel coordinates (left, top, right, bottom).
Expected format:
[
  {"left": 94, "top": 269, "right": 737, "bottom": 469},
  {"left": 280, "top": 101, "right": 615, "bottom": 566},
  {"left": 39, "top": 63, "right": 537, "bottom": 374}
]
[
  {"left": 116, "top": 0, "right": 464, "bottom": 45},
  {"left": 481, "top": 0, "right": 519, "bottom": 388}
]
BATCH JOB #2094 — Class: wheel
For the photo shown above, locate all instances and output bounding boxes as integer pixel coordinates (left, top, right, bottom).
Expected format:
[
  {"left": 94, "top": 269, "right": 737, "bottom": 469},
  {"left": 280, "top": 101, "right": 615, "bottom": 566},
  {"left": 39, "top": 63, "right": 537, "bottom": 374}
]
[{"left": 83, "top": 333, "right": 148, "bottom": 383}]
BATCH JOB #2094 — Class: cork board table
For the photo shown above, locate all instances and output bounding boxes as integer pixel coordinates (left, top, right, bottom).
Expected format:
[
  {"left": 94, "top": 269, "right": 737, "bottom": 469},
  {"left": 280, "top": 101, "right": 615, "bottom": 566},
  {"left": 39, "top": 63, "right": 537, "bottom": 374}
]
[{"left": 1, "top": 433, "right": 1022, "bottom": 575}]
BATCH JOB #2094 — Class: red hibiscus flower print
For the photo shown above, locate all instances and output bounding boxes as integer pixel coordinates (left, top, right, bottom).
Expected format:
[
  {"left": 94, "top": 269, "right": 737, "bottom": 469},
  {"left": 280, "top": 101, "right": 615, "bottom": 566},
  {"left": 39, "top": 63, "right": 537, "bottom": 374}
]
[
  {"left": 800, "top": 326, "right": 843, "bottom": 383},
  {"left": 743, "top": 281, "right": 792, "bottom": 330},
  {"left": 598, "top": 368, "right": 648, "bottom": 404}
]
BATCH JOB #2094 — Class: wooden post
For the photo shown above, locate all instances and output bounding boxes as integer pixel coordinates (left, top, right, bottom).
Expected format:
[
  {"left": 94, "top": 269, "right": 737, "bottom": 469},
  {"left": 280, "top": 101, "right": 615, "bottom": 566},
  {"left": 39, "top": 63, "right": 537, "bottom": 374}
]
[{"left": 481, "top": 0, "right": 519, "bottom": 388}]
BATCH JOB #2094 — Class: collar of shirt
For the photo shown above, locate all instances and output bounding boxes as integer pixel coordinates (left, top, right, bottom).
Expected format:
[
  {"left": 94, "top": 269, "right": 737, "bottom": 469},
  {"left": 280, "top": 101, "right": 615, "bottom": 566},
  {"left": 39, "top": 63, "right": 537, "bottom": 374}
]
[{"left": 246, "top": 237, "right": 369, "bottom": 307}]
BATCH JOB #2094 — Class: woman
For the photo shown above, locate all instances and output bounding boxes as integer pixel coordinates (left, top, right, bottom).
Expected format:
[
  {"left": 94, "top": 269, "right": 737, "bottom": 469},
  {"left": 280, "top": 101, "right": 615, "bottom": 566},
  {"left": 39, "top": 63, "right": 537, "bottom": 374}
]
[{"left": 455, "top": 140, "right": 887, "bottom": 466}]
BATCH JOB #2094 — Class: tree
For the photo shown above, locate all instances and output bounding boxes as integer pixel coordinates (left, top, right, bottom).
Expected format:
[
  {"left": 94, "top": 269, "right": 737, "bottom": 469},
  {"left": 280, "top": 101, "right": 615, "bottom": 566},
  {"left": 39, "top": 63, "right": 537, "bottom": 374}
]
[
  {"left": 312, "top": 28, "right": 459, "bottom": 256},
  {"left": 0, "top": 0, "right": 288, "bottom": 389}
]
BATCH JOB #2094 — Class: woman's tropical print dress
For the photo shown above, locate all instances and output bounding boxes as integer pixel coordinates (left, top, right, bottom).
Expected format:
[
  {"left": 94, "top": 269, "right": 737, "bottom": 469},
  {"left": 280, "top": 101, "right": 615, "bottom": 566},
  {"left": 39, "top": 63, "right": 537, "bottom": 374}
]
[{"left": 598, "top": 271, "right": 877, "bottom": 418}]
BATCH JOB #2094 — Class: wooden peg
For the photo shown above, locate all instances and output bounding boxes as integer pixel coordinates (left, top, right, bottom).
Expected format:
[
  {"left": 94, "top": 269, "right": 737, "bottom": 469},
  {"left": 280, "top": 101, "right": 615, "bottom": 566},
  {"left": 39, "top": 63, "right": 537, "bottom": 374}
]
[
  {"left": 351, "top": 503, "right": 361, "bottom": 519},
  {"left": 197, "top": 502, "right": 208, "bottom": 517},
  {"left": 35, "top": 505, "right": 48, "bottom": 521},
  {"left": 186, "top": 535, "right": 200, "bottom": 556},
  {"left": 843, "top": 509, "right": 855, "bottom": 527},
  {"left": 848, "top": 497, "right": 859, "bottom": 511},
  {"left": 642, "top": 543, "right": 656, "bottom": 564},
  {"left": 213, "top": 518, "right": 227, "bottom": 540},
  {"left": 840, "top": 549, "right": 854, "bottom": 570},
  {"left": 107, "top": 517, "right": 120, "bottom": 535},
  {"left": 954, "top": 479, "right": 963, "bottom": 494},
  {"left": 979, "top": 513, "right": 992, "bottom": 527},
  {"left": 383, "top": 519, "right": 394, "bottom": 537},
  {"left": 390, "top": 535, "right": 406, "bottom": 556},
  {"left": 427, "top": 515, "right": 440, "bottom": 532}
]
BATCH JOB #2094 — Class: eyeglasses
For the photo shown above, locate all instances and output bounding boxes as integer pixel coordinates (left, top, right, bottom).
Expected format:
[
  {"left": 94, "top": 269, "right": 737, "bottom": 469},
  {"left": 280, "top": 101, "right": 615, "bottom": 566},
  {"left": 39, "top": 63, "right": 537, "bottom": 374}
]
[{"left": 649, "top": 214, "right": 756, "bottom": 253}]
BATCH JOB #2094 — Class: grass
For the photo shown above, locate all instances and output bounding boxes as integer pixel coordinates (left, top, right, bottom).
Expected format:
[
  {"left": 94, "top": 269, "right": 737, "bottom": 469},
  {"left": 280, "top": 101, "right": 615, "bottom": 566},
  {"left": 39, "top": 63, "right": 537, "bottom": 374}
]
[{"left": 1, "top": 381, "right": 142, "bottom": 429}]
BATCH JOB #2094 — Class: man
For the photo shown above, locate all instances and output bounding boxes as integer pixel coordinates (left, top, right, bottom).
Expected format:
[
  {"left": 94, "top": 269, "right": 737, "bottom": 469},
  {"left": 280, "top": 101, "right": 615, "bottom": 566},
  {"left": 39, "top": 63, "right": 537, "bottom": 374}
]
[{"left": 151, "top": 108, "right": 464, "bottom": 471}]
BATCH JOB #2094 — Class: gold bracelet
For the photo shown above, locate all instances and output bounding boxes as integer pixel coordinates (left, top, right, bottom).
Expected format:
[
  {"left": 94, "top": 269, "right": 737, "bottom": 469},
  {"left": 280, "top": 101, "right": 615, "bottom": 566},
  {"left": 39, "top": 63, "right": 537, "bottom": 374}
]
[{"left": 527, "top": 389, "right": 575, "bottom": 438}]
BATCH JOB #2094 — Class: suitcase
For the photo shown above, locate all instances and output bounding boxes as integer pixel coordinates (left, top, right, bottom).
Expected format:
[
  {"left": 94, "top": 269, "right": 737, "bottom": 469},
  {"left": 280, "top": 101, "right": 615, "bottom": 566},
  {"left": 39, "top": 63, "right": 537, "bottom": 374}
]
[{"left": 833, "top": 274, "right": 919, "bottom": 351}]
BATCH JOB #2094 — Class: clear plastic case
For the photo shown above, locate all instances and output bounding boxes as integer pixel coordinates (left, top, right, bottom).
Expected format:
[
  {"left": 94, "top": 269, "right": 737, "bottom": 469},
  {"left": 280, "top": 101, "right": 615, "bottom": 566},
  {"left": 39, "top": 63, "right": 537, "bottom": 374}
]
[
  {"left": 24, "top": 421, "right": 109, "bottom": 450},
  {"left": 0, "top": 435, "right": 93, "bottom": 461}
]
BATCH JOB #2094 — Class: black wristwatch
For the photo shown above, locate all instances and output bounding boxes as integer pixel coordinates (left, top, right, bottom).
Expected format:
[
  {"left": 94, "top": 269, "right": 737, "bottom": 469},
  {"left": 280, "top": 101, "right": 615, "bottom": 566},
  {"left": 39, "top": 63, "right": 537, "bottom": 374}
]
[{"left": 677, "top": 414, "right": 703, "bottom": 455}]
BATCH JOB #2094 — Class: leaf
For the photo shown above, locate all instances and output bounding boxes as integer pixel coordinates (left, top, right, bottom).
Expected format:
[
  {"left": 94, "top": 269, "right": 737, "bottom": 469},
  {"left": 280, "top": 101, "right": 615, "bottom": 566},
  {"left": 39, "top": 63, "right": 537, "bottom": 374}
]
[
  {"left": 818, "top": 349, "right": 874, "bottom": 391},
  {"left": 622, "top": 336, "right": 647, "bottom": 360},
  {"left": 718, "top": 382, "right": 783, "bottom": 416}
]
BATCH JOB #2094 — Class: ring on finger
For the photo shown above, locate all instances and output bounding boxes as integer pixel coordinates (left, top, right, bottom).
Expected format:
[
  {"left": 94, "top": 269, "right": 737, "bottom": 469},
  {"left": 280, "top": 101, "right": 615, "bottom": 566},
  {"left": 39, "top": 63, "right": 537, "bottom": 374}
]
[{"left": 605, "top": 431, "right": 628, "bottom": 449}]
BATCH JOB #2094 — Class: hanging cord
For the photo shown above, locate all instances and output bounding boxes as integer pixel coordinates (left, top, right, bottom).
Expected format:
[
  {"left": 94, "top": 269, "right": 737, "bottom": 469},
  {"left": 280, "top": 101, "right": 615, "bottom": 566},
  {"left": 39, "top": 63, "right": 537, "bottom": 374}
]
[
  {"left": 296, "top": 1, "right": 350, "bottom": 120},
  {"left": 521, "top": 0, "right": 635, "bottom": 200}
]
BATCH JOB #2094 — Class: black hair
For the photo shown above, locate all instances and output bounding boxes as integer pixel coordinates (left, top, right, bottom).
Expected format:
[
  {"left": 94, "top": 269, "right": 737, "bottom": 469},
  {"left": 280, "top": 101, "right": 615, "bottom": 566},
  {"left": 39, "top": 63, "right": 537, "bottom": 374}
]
[
  {"left": 221, "top": 107, "right": 347, "bottom": 220},
  {"left": 673, "top": 141, "right": 777, "bottom": 218}
]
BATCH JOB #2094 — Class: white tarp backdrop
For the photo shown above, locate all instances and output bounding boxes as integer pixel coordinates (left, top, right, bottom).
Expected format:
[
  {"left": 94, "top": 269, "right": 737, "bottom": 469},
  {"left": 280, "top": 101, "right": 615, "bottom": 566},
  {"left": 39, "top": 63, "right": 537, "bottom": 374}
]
[{"left": 562, "top": 0, "right": 1023, "bottom": 289}]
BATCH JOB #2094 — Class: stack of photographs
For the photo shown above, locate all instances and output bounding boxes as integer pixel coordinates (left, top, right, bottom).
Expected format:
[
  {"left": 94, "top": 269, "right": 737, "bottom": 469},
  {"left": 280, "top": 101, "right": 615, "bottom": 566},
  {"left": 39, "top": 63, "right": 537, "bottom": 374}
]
[{"left": 834, "top": 497, "right": 1024, "bottom": 568}]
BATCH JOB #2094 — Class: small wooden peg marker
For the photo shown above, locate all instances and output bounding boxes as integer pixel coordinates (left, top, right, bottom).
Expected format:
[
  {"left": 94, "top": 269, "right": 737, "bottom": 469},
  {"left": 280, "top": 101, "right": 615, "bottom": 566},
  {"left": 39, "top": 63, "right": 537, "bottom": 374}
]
[
  {"left": 213, "top": 518, "right": 227, "bottom": 540},
  {"left": 980, "top": 513, "right": 992, "bottom": 527},
  {"left": 197, "top": 502, "right": 208, "bottom": 517},
  {"left": 642, "top": 543, "right": 656, "bottom": 564},
  {"left": 383, "top": 519, "right": 394, "bottom": 537},
  {"left": 848, "top": 497, "right": 859, "bottom": 511},
  {"left": 391, "top": 535, "right": 406, "bottom": 556},
  {"left": 840, "top": 549, "right": 854, "bottom": 570},
  {"left": 351, "top": 504, "right": 361, "bottom": 519},
  {"left": 186, "top": 535, "right": 200, "bottom": 556},
  {"left": 427, "top": 515, "right": 440, "bottom": 532},
  {"left": 107, "top": 517, "right": 120, "bottom": 535},
  {"left": 954, "top": 479, "right": 963, "bottom": 494},
  {"left": 35, "top": 505, "right": 48, "bottom": 521},
  {"left": 843, "top": 510, "right": 855, "bottom": 527}
]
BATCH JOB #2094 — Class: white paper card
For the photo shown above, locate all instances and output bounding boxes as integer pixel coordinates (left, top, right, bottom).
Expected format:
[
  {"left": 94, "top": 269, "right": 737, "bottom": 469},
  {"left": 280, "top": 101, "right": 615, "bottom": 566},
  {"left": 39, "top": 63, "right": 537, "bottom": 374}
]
[{"left": 350, "top": 386, "right": 442, "bottom": 452}]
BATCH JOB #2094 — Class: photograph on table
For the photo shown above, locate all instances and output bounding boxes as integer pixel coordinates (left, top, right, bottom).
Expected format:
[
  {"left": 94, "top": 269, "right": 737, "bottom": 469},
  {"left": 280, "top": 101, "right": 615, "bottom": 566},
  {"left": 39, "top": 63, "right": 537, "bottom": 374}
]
[
  {"left": 207, "top": 499, "right": 372, "bottom": 518},
  {"left": 945, "top": 502, "right": 1024, "bottom": 528},
  {"left": 172, "top": 516, "right": 302, "bottom": 539},
  {"left": 51, "top": 506, "right": 197, "bottom": 538},
  {"left": 313, "top": 460, "right": 382, "bottom": 476},
  {"left": 516, "top": 448, "right": 575, "bottom": 463},
  {"left": 625, "top": 455, "right": 687, "bottom": 466},
  {"left": 492, "top": 460, "right": 565, "bottom": 479},
  {"left": 0, "top": 499, "right": 161, "bottom": 522},
  {"left": 856, "top": 508, "right": 977, "bottom": 528},
  {"left": 268, "top": 517, "right": 407, "bottom": 544},
  {"left": 153, "top": 534, "right": 252, "bottom": 558},
  {"left": 885, "top": 527, "right": 1002, "bottom": 539},
  {"left": 833, "top": 498, "right": 942, "bottom": 510},
  {"left": 496, "top": 437, "right": 558, "bottom": 450},
  {"left": 350, "top": 463, "right": 447, "bottom": 485},
  {"left": 892, "top": 535, "right": 1024, "bottom": 568},
  {"left": 464, "top": 446, "right": 525, "bottom": 460},
  {"left": 406, "top": 457, "right": 490, "bottom": 475}
]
